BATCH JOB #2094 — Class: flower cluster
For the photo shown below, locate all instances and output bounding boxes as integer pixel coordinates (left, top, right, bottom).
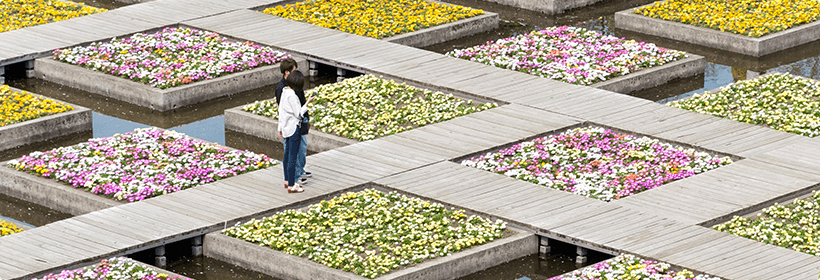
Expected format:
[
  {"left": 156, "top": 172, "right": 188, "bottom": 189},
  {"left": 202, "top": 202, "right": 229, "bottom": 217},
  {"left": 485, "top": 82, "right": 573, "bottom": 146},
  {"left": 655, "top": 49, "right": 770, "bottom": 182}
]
[
  {"left": 52, "top": 27, "right": 291, "bottom": 89},
  {"left": 0, "top": 0, "right": 105, "bottom": 33},
  {"left": 242, "top": 74, "right": 497, "bottom": 141},
  {"left": 0, "top": 220, "right": 22, "bottom": 236},
  {"left": 635, "top": 0, "right": 820, "bottom": 37},
  {"left": 461, "top": 126, "right": 732, "bottom": 202},
  {"left": 262, "top": 0, "right": 483, "bottom": 39},
  {"left": 446, "top": 25, "right": 686, "bottom": 85},
  {"left": 715, "top": 191, "right": 820, "bottom": 256},
  {"left": 35, "top": 257, "right": 190, "bottom": 280},
  {"left": 223, "top": 189, "right": 507, "bottom": 279},
  {"left": 1, "top": 85, "right": 74, "bottom": 127},
  {"left": 668, "top": 73, "right": 820, "bottom": 138},
  {"left": 549, "top": 254, "right": 723, "bottom": 280},
  {"left": 7, "top": 127, "right": 277, "bottom": 202}
]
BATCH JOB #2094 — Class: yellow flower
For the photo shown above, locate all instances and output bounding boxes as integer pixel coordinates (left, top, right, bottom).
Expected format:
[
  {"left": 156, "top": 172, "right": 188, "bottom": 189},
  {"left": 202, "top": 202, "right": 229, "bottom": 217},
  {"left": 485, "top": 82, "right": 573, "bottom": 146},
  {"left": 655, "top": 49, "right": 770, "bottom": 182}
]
[
  {"left": 262, "top": 0, "right": 483, "bottom": 39},
  {"left": 1, "top": 85, "right": 74, "bottom": 126},
  {"left": 635, "top": 0, "right": 820, "bottom": 37},
  {"left": 0, "top": 0, "right": 106, "bottom": 33}
]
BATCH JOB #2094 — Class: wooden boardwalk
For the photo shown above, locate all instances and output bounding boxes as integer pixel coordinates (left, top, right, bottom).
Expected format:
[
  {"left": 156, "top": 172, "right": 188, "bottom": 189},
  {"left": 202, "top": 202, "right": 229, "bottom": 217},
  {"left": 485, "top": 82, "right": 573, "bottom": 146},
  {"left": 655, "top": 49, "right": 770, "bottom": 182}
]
[{"left": 2, "top": 1, "right": 820, "bottom": 280}]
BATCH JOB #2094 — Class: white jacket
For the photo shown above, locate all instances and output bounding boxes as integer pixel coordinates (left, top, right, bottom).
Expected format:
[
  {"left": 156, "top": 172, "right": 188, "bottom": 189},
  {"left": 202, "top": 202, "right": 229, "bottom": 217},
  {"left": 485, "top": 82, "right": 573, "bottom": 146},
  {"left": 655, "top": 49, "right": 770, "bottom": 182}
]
[{"left": 277, "top": 87, "right": 308, "bottom": 138}]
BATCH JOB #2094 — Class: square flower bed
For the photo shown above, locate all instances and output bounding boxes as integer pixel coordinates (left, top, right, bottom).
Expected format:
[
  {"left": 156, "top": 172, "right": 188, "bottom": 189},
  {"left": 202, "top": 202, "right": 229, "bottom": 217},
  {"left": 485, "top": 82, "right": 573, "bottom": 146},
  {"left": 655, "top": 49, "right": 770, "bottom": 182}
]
[
  {"left": 0, "top": 219, "right": 22, "bottom": 236},
  {"left": 35, "top": 257, "right": 190, "bottom": 280},
  {"left": 549, "top": 254, "right": 723, "bottom": 280},
  {"left": 0, "top": 0, "right": 106, "bottom": 33},
  {"left": 461, "top": 126, "right": 733, "bottom": 202},
  {"left": 668, "top": 73, "right": 820, "bottom": 138},
  {"left": 446, "top": 25, "right": 686, "bottom": 86},
  {"left": 222, "top": 189, "right": 507, "bottom": 279},
  {"left": 7, "top": 127, "right": 277, "bottom": 202},
  {"left": 241, "top": 74, "right": 497, "bottom": 141},
  {"left": 1, "top": 85, "right": 74, "bottom": 127},
  {"left": 715, "top": 191, "right": 820, "bottom": 256},
  {"left": 262, "top": 0, "right": 484, "bottom": 39},
  {"left": 51, "top": 27, "right": 291, "bottom": 89},
  {"left": 634, "top": 0, "right": 820, "bottom": 38}
]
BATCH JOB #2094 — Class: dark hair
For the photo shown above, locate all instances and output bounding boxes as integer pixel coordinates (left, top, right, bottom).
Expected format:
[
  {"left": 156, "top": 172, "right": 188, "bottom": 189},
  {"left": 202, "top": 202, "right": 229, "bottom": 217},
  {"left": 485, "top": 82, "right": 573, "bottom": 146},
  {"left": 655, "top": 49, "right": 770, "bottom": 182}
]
[
  {"left": 279, "top": 58, "right": 297, "bottom": 74},
  {"left": 286, "top": 70, "right": 305, "bottom": 91}
]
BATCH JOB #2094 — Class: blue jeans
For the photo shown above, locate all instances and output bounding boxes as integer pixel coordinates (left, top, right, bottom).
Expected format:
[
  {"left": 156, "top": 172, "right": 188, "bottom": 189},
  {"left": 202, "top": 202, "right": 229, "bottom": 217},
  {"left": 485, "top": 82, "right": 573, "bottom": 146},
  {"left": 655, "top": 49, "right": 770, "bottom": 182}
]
[
  {"left": 282, "top": 134, "right": 308, "bottom": 180},
  {"left": 283, "top": 132, "right": 301, "bottom": 186},
  {"left": 296, "top": 134, "right": 307, "bottom": 177}
]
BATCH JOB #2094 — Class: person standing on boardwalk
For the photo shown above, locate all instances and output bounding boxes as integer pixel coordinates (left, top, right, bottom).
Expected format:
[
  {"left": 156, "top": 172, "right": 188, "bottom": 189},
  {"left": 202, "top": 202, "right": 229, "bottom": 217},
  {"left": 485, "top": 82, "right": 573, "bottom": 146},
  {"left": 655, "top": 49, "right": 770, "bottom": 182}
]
[
  {"left": 274, "top": 58, "right": 313, "bottom": 186},
  {"left": 278, "top": 70, "right": 313, "bottom": 193}
]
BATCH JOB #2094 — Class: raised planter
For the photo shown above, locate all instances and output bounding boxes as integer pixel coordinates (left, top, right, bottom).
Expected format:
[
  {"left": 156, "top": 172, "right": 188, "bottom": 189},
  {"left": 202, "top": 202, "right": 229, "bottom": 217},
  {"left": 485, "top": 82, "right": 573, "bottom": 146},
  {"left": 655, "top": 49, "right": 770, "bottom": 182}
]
[
  {"left": 35, "top": 57, "right": 308, "bottom": 111},
  {"left": 205, "top": 223, "right": 535, "bottom": 280},
  {"left": 0, "top": 163, "right": 123, "bottom": 216},
  {"left": 225, "top": 104, "right": 358, "bottom": 152},
  {"left": 384, "top": 12, "right": 499, "bottom": 48},
  {"left": 0, "top": 87, "right": 91, "bottom": 151},
  {"left": 615, "top": 4, "right": 820, "bottom": 57},
  {"left": 0, "top": 127, "right": 276, "bottom": 215},
  {"left": 479, "top": 0, "right": 603, "bottom": 15},
  {"left": 592, "top": 55, "right": 705, "bottom": 94}
]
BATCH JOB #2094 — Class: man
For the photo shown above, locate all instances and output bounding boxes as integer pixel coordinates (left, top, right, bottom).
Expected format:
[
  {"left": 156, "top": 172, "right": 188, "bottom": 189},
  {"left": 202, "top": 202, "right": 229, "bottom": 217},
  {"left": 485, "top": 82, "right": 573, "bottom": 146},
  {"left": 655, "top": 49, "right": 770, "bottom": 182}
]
[{"left": 274, "top": 58, "right": 312, "bottom": 184}]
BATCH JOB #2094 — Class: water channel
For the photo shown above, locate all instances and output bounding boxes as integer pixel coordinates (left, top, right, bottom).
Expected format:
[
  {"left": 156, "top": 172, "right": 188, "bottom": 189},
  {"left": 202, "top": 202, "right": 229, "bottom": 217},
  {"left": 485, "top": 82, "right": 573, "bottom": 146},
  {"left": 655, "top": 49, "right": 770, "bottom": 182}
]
[{"left": 4, "top": 0, "right": 820, "bottom": 278}]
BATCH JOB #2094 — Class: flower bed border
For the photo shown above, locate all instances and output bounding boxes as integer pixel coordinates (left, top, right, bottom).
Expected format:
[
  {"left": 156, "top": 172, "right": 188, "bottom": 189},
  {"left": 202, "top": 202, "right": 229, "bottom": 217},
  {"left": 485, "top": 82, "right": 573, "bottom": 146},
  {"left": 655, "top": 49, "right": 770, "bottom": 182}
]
[
  {"left": 33, "top": 25, "right": 308, "bottom": 111},
  {"left": 0, "top": 127, "right": 253, "bottom": 216},
  {"left": 225, "top": 104, "right": 358, "bottom": 152},
  {"left": 592, "top": 54, "right": 704, "bottom": 93},
  {"left": 253, "top": 0, "right": 498, "bottom": 48},
  {"left": 0, "top": 87, "right": 91, "bottom": 151},
  {"left": 205, "top": 196, "right": 535, "bottom": 280},
  {"left": 615, "top": 3, "right": 820, "bottom": 57},
  {"left": 383, "top": 10, "right": 498, "bottom": 48}
]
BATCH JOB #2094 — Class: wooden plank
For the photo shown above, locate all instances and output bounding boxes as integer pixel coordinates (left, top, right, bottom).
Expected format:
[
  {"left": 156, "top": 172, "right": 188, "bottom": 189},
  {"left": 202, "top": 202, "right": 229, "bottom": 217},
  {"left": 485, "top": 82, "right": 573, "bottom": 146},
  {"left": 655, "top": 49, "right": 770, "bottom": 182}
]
[
  {"left": 377, "top": 162, "right": 470, "bottom": 189},
  {"left": 607, "top": 221, "right": 690, "bottom": 250},
  {"left": 642, "top": 227, "right": 727, "bottom": 258},
  {"left": 73, "top": 209, "right": 161, "bottom": 242},
  {"left": 0, "top": 233, "right": 76, "bottom": 269},
  {"left": 529, "top": 201, "right": 612, "bottom": 230},
  {"left": 595, "top": 216, "right": 672, "bottom": 245},
  {"left": 550, "top": 207, "right": 635, "bottom": 238},
  {"left": 566, "top": 211, "right": 660, "bottom": 243},
  {"left": 379, "top": 133, "right": 463, "bottom": 158}
]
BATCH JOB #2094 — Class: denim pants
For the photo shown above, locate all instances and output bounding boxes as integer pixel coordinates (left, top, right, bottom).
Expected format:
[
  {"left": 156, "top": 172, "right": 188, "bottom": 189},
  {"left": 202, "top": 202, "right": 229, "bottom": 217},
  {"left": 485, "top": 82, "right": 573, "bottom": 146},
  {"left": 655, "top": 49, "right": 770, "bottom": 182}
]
[
  {"left": 295, "top": 134, "right": 307, "bottom": 177},
  {"left": 283, "top": 132, "right": 301, "bottom": 186},
  {"left": 283, "top": 134, "right": 308, "bottom": 180}
]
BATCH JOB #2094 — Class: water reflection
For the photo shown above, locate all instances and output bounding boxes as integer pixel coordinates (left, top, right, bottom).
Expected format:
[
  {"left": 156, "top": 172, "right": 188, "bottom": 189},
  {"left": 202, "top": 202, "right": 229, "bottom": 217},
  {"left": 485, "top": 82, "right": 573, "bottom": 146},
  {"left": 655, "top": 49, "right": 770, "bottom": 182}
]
[{"left": 0, "top": 193, "right": 71, "bottom": 228}]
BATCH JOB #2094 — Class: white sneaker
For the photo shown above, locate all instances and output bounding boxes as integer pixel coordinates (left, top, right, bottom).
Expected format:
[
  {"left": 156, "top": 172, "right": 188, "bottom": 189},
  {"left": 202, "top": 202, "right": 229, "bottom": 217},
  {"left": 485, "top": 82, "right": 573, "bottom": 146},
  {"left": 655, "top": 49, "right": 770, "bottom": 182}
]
[{"left": 302, "top": 171, "right": 313, "bottom": 178}]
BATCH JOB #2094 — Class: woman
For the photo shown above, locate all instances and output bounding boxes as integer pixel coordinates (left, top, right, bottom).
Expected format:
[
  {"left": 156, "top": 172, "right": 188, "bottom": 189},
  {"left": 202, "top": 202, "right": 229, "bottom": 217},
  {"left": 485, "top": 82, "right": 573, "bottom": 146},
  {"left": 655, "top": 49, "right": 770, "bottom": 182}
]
[{"left": 278, "top": 70, "right": 312, "bottom": 193}]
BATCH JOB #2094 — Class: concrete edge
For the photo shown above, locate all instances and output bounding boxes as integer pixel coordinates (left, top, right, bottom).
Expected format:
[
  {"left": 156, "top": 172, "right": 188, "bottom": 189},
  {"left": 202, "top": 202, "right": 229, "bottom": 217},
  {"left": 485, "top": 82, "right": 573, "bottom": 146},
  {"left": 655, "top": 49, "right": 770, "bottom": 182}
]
[
  {"left": 479, "top": 0, "right": 602, "bottom": 15},
  {"left": 35, "top": 57, "right": 306, "bottom": 111},
  {"left": 224, "top": 104, "right": 359, "bottom": 153},
  {"left": 385, "top": 11, "right": 499, "bottom": 48},
  {"left": 0, "top": 163, "right": 122, "bottom": 216},
  {"left": 0, "top": 87, "right": 92, "bottom": 151},
  {"left": 204, "top": 227, "right": 535, "bottom": 280},
  {"left": 0, "top": 126, "right": 273, "bottom": 216},
  {"left": 592, "top": 54, "right": 705, "bottom": 93},
  {"left": 615, "top": 5, "right": 820, "bottom": 57}
]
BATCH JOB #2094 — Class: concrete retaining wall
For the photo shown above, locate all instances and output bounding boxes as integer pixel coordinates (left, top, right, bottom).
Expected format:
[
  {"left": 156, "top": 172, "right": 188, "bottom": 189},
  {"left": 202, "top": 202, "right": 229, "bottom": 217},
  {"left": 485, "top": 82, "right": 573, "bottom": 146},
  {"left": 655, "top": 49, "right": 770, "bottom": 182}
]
[
  {"left": 35, "top": 57, "right": 308, "bottom": 111},
  {"left": 386, "top": 12, "right": 499, "bottom": 48},
  {"left": 224, "top": 105, "right": 358, "bottom": 153},
  {"left": 615, "top": 5, "right": 820, "bottom": 57},
  {"left": 0, "top": 87, "right": 92, "bottom": 151},
  {"left": 593, "top": 55, "right": 705, "bottom": 93},
  {"left": 205, "top": 228, "right": 536, "bottom": 280},
  {"left": 479, "top": 0, "right": 602, "bottom": 15},
  {"left": 0, "top": 164, "right": 122, "bottom": 216}
]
